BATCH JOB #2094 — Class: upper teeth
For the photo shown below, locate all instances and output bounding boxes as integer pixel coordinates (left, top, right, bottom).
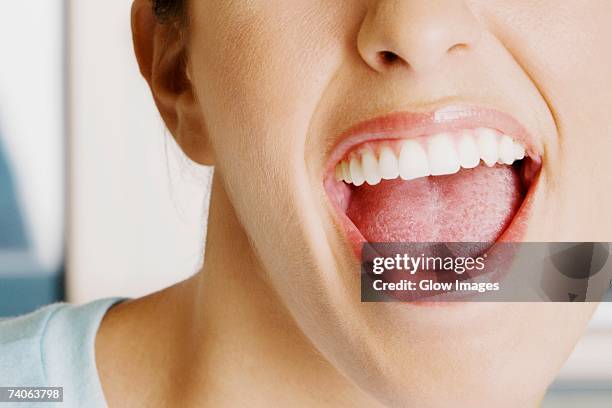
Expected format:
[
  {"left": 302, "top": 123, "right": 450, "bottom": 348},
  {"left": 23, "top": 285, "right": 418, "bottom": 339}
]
[{"left": 335, "top": 128, "right": 527, "bottom": 186}]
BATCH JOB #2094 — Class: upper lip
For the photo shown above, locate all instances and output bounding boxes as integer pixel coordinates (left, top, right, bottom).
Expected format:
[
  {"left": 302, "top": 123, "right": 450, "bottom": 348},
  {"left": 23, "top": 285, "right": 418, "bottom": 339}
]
[{"left": 325, "top": 105, "right": 542, "bottom": 176}]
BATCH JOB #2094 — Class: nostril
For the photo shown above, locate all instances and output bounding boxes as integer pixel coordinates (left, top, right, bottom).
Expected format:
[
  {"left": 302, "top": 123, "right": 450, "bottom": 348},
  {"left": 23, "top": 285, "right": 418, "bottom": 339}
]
[
  {"left": 447, "top": 43, "right": 469, "bottom": 55},
  {"left": 378, "top": 51, "right": 400, "bottom": 66}
]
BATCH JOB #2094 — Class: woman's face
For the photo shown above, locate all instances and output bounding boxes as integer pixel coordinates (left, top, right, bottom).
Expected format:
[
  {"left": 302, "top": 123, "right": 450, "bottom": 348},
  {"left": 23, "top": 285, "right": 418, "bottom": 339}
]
[{"left": 184, "top": 0, "right": 610, "bottom": 405}]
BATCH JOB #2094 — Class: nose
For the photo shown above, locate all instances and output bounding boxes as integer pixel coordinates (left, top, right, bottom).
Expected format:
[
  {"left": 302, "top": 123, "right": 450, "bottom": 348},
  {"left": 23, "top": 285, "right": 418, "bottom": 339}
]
[{"left": 357, "top": 0, "right": 481, "bottom": 74}]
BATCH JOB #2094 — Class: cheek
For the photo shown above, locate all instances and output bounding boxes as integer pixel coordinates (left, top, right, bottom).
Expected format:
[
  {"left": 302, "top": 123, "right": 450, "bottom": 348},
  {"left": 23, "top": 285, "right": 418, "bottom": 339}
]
[
  {"left": 186, "top": 2, "right": 363, "bottom": 305},
  {"left": 187, "top": 2, "right": 355, "bottom": 235},
  {"left": 482, "top": 1, "right": 612, "bottom": 238},
  {"left": 189, "top": 1, "right": 349, "bottom": 143},
  {"left": 544, "top": 7, "right": 612, "bottom": 239}
]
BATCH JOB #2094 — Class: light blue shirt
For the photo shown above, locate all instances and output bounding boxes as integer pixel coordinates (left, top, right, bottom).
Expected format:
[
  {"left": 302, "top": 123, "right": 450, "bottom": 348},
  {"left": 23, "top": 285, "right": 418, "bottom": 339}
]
[{"left": 0, "top": 298, "right": 124, "bottom": 407}]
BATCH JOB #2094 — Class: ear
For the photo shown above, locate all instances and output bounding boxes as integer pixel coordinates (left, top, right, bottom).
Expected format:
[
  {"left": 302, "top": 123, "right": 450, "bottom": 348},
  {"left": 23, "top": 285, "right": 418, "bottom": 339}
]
[{"left": 131, "top": 0, "right": 214, "bottom": 165}]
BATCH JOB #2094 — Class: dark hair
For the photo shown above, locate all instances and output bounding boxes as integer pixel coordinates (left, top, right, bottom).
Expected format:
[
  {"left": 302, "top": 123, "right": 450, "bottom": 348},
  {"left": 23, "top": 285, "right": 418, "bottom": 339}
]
[{"left": 152, "top": 0, "right": 184, "bottom": 22}]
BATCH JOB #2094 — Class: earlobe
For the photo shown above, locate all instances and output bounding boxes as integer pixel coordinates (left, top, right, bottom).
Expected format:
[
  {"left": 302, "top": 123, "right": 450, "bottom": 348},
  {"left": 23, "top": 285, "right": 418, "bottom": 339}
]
[{"left": 131, "top": 0, "right": 215, "bottom": 166}]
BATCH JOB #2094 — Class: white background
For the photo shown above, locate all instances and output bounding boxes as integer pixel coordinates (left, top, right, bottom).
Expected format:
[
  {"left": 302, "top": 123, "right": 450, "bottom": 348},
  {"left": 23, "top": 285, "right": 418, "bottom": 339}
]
[
  {"left": 68, "top": 0, "right": 610, "bottom": 385},
  {"left": 68, "top": 0, "right": 211, "bottom": 301}
]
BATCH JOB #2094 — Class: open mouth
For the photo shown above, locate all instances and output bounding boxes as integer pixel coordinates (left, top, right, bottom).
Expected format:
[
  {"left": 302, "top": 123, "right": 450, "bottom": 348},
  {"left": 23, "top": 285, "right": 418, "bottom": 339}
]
[{"left": 324, "top": 107, "right": 543, "bottom": 257}]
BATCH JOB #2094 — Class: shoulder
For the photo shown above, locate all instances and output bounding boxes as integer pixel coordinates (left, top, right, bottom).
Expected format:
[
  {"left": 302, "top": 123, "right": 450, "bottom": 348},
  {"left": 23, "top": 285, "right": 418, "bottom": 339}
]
[
  {"left": 0, "top": 298, "right": 124, "bottom": 406},
  {"left": 0, "top": 303, "right": 65, "bottom": 386}
]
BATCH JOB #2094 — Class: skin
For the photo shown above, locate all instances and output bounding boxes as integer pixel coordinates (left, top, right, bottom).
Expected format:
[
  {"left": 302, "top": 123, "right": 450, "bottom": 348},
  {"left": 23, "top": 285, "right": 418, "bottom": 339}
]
[{"left": 96, "top": 0, "right": 612, "bottom": 406}]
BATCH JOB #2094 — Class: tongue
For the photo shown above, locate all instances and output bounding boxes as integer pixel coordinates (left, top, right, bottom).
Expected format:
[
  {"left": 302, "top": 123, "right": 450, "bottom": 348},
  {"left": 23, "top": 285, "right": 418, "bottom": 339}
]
[{"left": 346, "top": 166, "right": 523, "bottom": 243}]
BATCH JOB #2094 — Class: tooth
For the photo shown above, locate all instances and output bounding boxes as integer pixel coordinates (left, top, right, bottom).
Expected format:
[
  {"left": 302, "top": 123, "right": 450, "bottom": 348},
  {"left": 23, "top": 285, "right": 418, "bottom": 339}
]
[
  {"left": 499, "top": 135, "right": 516, "bottom": 165},
  {"left": 476, "top": 128, "right": 499, "bottom": 167},
  {"left": 399, "top": 140, "right": 430, "bottom": 180},
  {"left": 349, "top": 156, "right": 365, "bottom": 186},
  {"left": 379, "top": 146, "right": 399, "bottom": 180},
  {"left": 514, "top": 142, "right": 525, "bottom": 160},
  {"left": 427, "top": 133, "right": 460, "bottom": 176},
  {"left": 341, "top": 160, "right": 352, "bottom": 184},
  {"left": 335, "top": 164, "right": 343, "bottom": 182},
  {"left": 458, "top": 132, "right": 480, "bottom": 169},
  {"left": 361, "top": 150, "right": 382, "bottom": 185}
]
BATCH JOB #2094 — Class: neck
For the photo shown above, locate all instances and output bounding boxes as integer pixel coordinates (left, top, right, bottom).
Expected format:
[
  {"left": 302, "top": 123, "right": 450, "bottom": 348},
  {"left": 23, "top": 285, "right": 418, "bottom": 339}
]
[{"left": 97, "top": 173, "right": 379, "bottom": 407}]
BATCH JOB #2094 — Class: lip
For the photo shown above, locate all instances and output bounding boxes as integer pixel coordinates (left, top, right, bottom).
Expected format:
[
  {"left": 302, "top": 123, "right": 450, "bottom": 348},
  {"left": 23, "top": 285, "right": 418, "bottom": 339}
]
[
  {"left": 323, "top": 105, "right": 543, "bottom": 279},
  {"left": 325, "top": 105, "right": 543, "bottom": 176}
]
